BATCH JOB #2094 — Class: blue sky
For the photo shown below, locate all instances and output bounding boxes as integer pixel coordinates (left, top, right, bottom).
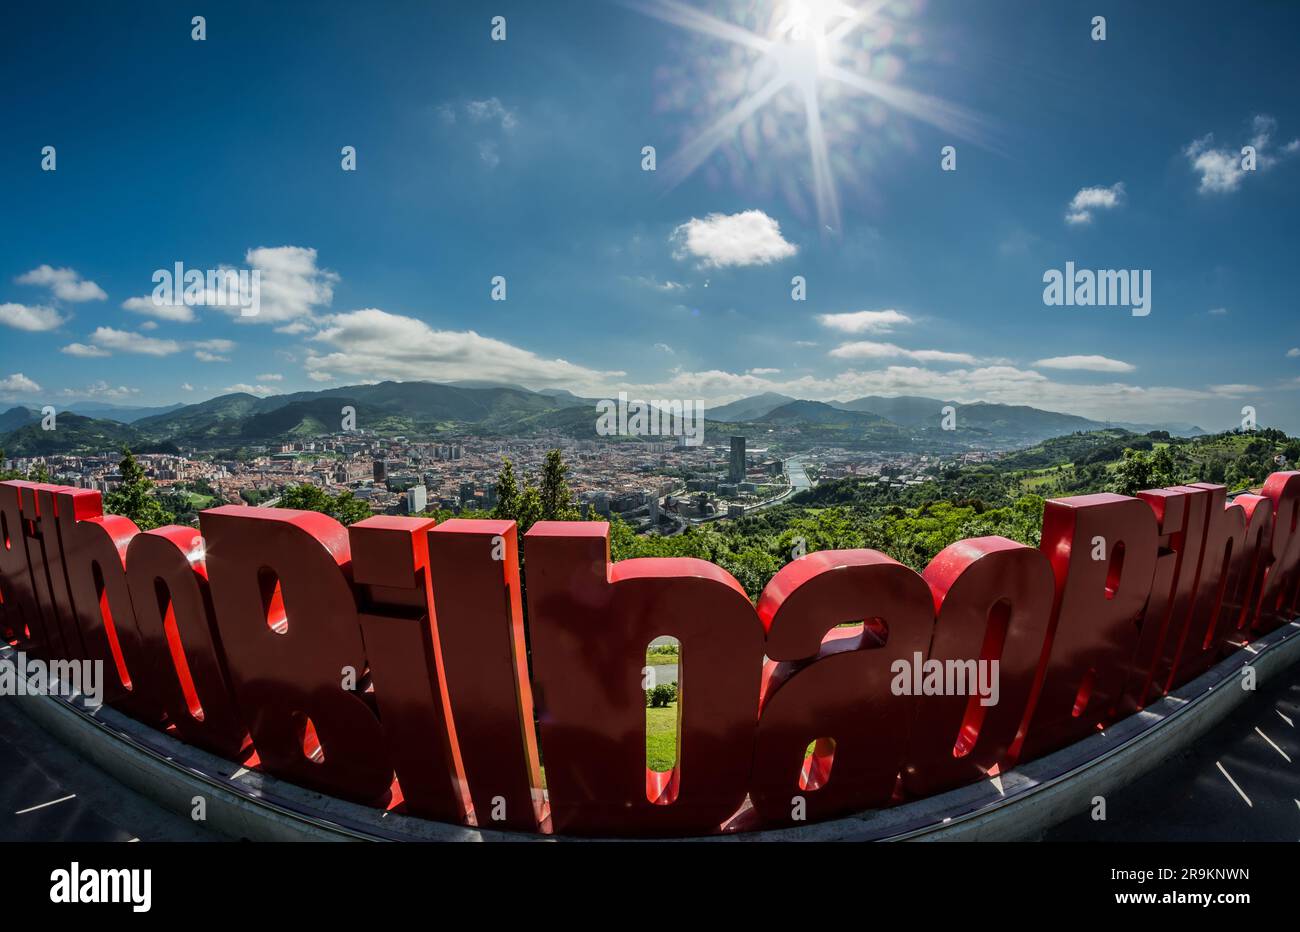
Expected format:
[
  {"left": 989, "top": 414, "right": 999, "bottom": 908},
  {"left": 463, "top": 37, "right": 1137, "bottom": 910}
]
[{"left": 2, "top": 0, "right": 1299, "bottom": 431}]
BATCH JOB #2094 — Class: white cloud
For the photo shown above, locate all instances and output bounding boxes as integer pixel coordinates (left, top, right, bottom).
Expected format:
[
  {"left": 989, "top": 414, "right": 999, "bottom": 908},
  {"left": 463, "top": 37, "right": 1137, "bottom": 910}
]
[
  {"left": 828, "top": 340, "right": 977, "bottom": 365},
  {"left": 637, "top": 364, "right": 1222, "bottom": 425},
  {"left": 118, "top": 246, "right": 336, "bottom": 325},
  {"left": 906, "top": 349, "right": 978, "bottom": 364},
  {"left": 304, "top": 308, "right": 621, "bottom": 391},
  {"left": 1064, "top": 183, "right": 1125, "bottom": 225},
  {"left": 1184, "top": 115, "right": 1297, "bottom": 194},
  {"left": 75, "top": 330, "right": 236, "bottom": 360},
  {"left": 224, "top": 383, "right": 277, "bottom": 397},
  {"left": 466, "top": 97, "right": 517, "bottom": 131},
  {"left": 256, "top": 373, "right": 284, "bottom": 381},
  {"left": 653, "top": 343, "right": 675, "bottom": 355},
  {"left": 625, "top": 275, "right": 685, "bottom": 293},
  {"left": 0, "top": 373, "right": 40, "bottom": 395},
  {"left": 439, "top": 99, "right": 517, "bottom": 169},
  {"left": 16, "top": 265, "right": 106, "bottom": 302},
  {"left": 1031, "top": 355, "right": 1136, "bottom": 373},
  {"left": 817, "top": 309, "right": 912, "bottom": 334},
  {"left": 671, "top": 210, "right": 797, "bottom": 268},
  {"left": 61, "top": 343, "right": 111, "bottom": 358},
  {"left": 1184, "top": 135, "right": 1245, "bottom": 194},
  {"left": 1251, "top": 114, "right": 1277, "bottom": 150},
  {"left": 239, "top": 246, "right": 338, "bottom": 324},
  {"left": 0, "top": 302, "right": 65, "bottom": 331},
  {"left": 60, "top": 381, "right": 139, "bottom": 400},
  {"left": 88, "top": 327, "right": 182, "bottom": 356},
  {"left": 181, "top": 383, "right": 194, "bottom": 391},
  {"left": 1288, "top": 348, "right": 1300, "bottom": 358},
  {"left": 1209, "top": 384, "right": 1262, "bottom": 396},
  {"left": 1207, "top": 307, "right": 1228, "bottom": 316},
  {"left": 749, "top": 367, "right": 780, "bottom": 375},
  {"left": 121, "top": 294, "right": 197, "bottom": 323}
]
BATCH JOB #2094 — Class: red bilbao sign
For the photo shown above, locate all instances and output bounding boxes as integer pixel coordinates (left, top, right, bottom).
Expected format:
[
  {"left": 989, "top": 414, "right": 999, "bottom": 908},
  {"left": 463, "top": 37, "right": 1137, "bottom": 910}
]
[{"left": 2, "top": 474, "right": 1299, "bottom": 836}]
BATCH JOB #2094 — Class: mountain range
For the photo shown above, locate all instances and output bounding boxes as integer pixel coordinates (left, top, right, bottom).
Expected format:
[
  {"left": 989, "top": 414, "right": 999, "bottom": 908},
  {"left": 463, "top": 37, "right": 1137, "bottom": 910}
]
[
  {"left": 710, "top": 392, "right": 1204, "bottom": 437},
  {"left": 0, "top": 381, "right": 1207, "bottom": 457}
]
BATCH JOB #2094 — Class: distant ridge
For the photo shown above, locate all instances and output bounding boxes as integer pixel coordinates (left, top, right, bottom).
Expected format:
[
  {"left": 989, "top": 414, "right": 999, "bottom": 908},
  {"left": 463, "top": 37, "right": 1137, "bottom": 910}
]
[
  {"left": 0, "top": 380, "right": 1208, "bottom": 456},
  {"left": 760, "top": 400, "right": 890, "bottom": 427},
  {"left": 707, "top": 392, "right": 796, "bottom": 421}
]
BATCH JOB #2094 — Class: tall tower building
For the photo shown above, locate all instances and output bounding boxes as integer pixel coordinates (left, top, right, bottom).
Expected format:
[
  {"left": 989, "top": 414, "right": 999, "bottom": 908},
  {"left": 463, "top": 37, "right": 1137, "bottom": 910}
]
[{"left": 729, "top": 436, "right": 746, "bottom": 483}]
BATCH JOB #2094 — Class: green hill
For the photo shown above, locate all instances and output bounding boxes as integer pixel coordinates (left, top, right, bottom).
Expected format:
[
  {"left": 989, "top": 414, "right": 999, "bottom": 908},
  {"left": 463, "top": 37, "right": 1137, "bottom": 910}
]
[{"left": 0, "top": 413, "right": 141, "bottom": 456}]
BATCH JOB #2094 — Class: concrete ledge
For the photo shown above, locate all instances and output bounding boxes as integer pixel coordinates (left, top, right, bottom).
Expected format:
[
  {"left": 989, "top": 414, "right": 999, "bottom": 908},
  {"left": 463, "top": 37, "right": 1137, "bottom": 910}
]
[{"left": 5, "top": 620, "right": 1299, "bottom": 842}]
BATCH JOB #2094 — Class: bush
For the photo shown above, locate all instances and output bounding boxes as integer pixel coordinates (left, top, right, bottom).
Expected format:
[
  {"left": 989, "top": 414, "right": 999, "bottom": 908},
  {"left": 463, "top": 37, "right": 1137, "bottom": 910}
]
[{"left": 646, "top": 683, "right": 678, "bottom": 708}]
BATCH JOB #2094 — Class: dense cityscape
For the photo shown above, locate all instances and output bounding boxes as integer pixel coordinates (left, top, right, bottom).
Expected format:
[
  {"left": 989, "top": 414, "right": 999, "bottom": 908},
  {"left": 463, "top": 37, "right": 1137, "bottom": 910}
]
[{"left": 0, "top": 421, "right": 997, "bottom": 534}]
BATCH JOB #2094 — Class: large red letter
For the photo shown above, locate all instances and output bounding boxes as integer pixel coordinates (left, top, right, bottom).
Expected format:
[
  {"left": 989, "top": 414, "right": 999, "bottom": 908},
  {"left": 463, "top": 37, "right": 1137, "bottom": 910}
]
[
  {"left": 904, "top": 538, "right": 1054, "bottom": 797},
  {"left": 1018, "top": 494, "right": 1157, "bottom": 759},
  {"left": 1252, "top": 471, "right": 1300, "bottom": 632},
  {"left": 749, "top": 550, "right": 934, "bottom": 826},
  {"left": 125, "top": 525, "right": 249, "bottom": 759},
  {"left": 525, "top": 521, "right": 763, "bottom": 837},
  {"left": 201, "top": 506, "right": 393, "bottom": 802},
  {"left": 0, "top": 482, "right": 62, "bottom": 657},
  {"left": 428, "top": 519, "right": 545, "bottom": 832},
  {"left": 61, "top": 499, "right": 153, "bottom": 718},
  {"left": 1172, "top": 484, "right": 1248, "bottom": 681},
  {"left": 1224, "top": 492, "right": 1274, "bottom": 642},
  {"left": 350, "top": 516, "right": 468, "bottom": 823}
]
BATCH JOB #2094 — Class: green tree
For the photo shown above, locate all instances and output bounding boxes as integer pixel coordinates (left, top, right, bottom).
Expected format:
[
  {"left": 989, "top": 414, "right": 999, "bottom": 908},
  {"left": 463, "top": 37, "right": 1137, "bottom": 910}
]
[
  {"left": 1107, "top": 449, "right": 1154, "bottom": 496},
  {"left": 104, "top": 448, "right": 174, "bottom": 531},
  {"left": 330, "top": 490, "right": 373, "bottom": 525},
  {"left": 279, "top": 483, "right": 332, "bottom": 513},
  {"left": 1149, "top": 445, "right": 1178, "bottom": 486},
  {"left": 492, "top": 452, "right": 572, "bottom": 534},
  {"left": 493, "top": 457, "right": 521, "bottom": 521},
  {"left": 718, "top": 546, "right": 781, "bottom": 598},
  {"left": 539, "top": 449, "right": 580, "bottom": 521},
  {"left": 279, "top": 483, "right": 372, "bottom": 526}
]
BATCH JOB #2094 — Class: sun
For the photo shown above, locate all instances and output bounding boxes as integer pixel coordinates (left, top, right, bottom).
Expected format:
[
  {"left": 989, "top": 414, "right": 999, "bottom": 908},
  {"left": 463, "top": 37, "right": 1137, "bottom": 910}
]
[
  {"left": 772, "top": 0, "right": 860, "bottom": 70},
  {"left": 628, "top": 0, "right": 985, "bottom": 232}
]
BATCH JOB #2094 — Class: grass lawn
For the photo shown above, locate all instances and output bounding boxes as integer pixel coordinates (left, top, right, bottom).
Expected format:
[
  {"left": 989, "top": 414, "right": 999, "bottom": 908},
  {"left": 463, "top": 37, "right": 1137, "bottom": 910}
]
[{"left": 646, "top": 702, "right": 679, "bottom": 772}]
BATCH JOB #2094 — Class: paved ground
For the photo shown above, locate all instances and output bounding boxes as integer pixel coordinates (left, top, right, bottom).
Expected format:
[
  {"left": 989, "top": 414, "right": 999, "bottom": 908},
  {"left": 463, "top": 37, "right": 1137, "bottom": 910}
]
[
  {"left": 0, "top": 700, "right": 217, "bottom": 842},
  {"left": 1045, "top": 660, "right": 1300, "bottom": 841},
  {"left": 0, "top": 660, "right": 1295, "bottom": 842}
]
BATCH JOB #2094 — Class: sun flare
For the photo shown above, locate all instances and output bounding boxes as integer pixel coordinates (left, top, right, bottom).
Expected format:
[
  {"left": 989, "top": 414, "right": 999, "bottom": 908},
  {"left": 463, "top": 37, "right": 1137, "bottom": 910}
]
[{"left": 629, "top": 0, "right": 985, "bottom": 232}]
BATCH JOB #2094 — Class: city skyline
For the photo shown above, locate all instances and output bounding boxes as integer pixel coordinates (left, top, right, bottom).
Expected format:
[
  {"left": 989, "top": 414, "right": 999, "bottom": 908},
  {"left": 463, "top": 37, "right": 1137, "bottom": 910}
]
[{"left": 3, "top": 0, "right": 1300, "bottom": 433}]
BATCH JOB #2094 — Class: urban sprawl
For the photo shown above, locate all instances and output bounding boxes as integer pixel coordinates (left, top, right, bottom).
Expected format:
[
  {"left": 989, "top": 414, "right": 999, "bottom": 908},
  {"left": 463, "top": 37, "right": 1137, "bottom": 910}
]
[{"left": 4, "top": 431, "right": 1002, "bottom": 533}]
